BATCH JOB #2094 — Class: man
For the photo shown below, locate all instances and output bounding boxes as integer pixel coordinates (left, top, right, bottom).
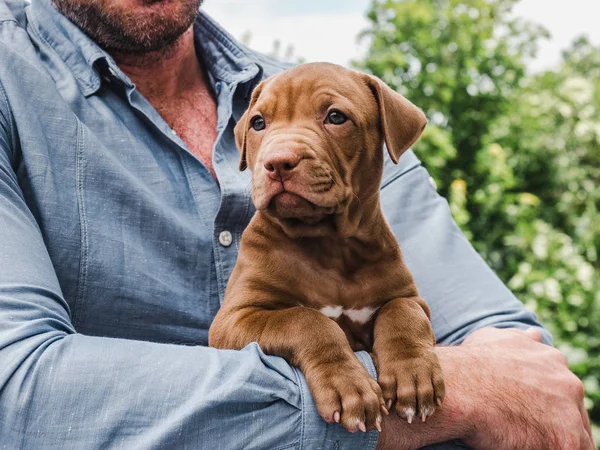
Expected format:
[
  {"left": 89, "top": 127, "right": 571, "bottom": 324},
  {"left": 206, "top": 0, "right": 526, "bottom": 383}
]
[{"left": 0, "top": 0, "right": 593, "bottom": 448}]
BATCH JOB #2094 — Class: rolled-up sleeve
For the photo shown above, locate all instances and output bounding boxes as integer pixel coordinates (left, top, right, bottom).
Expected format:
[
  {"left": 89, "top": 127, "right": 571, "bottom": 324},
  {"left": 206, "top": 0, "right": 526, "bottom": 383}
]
[
  {"left": 380, "top": 150, "right": 552, "bottom": 346},
  {"left": 0, "top": 88, "right": 377, "bottom": 450},
  {"left": 294, "top": 352, "right": 380, "bottom": 449}
]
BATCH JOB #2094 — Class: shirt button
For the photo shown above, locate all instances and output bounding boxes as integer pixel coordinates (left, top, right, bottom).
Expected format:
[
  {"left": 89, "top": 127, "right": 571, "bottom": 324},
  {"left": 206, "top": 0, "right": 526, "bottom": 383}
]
[{"left": 219, "top": 230, "right": 233, "bottom": 247}]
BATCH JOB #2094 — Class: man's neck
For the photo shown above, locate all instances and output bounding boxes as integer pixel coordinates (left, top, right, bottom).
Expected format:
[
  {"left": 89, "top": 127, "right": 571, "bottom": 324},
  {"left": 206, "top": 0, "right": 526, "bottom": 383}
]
[{"left": 110, "top": 27, "right": 205, "bottom": 101}]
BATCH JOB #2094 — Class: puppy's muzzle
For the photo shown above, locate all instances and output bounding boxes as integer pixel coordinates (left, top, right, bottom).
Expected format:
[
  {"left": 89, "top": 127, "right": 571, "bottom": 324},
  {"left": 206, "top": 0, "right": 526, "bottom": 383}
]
[{"left": 263, "top": 150, "right": 303, "bottom": 182}]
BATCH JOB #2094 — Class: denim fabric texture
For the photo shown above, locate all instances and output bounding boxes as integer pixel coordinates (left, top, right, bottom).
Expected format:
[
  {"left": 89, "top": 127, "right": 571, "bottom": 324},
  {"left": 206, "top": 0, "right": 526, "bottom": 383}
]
[{"left": 0, "top": 0, "right": 551, "bottom": 448}]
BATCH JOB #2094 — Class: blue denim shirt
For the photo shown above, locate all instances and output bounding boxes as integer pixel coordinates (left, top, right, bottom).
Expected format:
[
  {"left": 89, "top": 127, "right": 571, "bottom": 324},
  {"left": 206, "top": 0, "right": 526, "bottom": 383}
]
[{"left": 0, "top": 0, "right": 550, "bottom": 448}]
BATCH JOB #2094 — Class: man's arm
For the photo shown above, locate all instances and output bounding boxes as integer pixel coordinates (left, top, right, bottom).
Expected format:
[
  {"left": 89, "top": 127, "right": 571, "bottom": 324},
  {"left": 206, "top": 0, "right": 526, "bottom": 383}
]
[
  {"left": 376, "top": 327, "right": 593, "bottom": 450},
  {"left": 381, "top": 151, "right": 551, "bottom": 345},
  {"left": 0, "top": 84, "right": 376, "bottom": 449},
  {"left": 374, "top": 153, "right": 593, "bottom": 449}
]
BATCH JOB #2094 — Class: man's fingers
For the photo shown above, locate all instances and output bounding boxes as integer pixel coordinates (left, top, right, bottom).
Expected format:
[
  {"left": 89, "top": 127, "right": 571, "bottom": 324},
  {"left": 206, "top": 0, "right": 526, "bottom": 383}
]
[
  {"left": 580, "top": 424, "right": 595, "bottom": 450},
  {"left": 522, "top": 327, "right": 543, "bottom": 342},
  {"left": 579, "top": 400, "right": 593, "bottom": 438},
  {"left": 577, "top": 383, "right": 594, "bottom": 449}
]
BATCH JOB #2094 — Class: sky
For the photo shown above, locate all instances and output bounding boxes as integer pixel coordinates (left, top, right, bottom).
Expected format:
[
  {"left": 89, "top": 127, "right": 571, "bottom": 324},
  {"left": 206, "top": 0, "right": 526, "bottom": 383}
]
[{"left": 203, "top": 0, "right": 600, "bottom": 72}]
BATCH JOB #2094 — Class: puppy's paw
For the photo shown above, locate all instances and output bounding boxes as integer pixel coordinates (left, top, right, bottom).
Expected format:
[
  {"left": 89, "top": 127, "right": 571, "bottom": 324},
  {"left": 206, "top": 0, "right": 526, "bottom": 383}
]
[
  {"left": 306, "top": 361, "right": 387, "bottom": 433},
  {"left": 377, "top": 349, "right": 445, "bottom": 423}
]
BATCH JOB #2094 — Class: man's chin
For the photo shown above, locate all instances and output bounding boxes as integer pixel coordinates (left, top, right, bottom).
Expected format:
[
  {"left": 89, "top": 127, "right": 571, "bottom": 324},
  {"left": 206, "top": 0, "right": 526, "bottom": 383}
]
[{"left": 52, "top": 0, "right": 202, "bottom": 55}]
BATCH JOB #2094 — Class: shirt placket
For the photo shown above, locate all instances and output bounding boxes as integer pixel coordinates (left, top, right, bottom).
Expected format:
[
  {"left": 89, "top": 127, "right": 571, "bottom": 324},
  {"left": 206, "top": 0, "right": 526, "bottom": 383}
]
[
  {"left": 104, "top": 61, "right": 257, "bottom": 307},
  {"left": 211, "top": 81, "right": 255, "bottom": 305}
]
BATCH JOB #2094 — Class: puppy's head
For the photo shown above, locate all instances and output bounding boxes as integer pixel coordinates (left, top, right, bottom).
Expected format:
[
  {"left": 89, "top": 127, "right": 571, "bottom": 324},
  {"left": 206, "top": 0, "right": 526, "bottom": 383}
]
[{"left": 235, "top": 63, "right": 426, "bottom": 237}]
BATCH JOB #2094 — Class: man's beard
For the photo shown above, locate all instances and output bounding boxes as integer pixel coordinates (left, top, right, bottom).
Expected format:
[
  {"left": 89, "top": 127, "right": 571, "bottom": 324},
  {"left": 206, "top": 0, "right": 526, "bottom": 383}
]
[{"left": 51, "top": 0, "right": 203, "bottom": 54}]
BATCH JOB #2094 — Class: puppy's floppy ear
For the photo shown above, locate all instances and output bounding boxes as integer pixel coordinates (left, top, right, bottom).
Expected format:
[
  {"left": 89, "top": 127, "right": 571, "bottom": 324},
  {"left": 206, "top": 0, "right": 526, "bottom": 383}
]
[
  {"left": 234, "top": 109, "right": 250, "bottom": 171},
  {"left": 362, "top": 74, "right": 427, "bottom": 164},
  {"left": 234, "top": 78, "right": 270, "bottom": 171}
]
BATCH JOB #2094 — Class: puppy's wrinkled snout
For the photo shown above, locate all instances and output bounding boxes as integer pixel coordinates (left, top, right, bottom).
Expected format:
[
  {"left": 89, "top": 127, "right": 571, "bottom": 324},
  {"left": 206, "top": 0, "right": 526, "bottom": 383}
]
[{"left": 264, "top": 151, "right": 302, "bottom": 181}]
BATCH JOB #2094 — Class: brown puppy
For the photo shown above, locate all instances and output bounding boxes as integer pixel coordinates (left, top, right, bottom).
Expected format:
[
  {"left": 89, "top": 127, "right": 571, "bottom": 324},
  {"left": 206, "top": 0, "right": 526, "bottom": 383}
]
[{"left": 209, "top": 63, "right": 444, "bottom": 433}]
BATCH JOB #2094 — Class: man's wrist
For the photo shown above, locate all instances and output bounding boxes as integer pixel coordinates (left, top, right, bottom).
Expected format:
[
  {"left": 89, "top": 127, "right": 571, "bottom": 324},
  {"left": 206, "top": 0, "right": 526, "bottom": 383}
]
[
  {"left": 434, "top": 345, "right": 478, "bottom": 433},
  {"left": 376, "top": 345, "right": 477, "bottom": 450}
]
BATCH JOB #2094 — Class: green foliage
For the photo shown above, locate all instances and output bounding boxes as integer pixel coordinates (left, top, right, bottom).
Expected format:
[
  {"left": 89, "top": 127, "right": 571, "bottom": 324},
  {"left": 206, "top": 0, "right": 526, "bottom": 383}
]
[
  {"left": 358, "top": 0, "right": 600, "bottom": 442},
  {"left": 358, "top": 0, "right": 548, "bottom": 193}
]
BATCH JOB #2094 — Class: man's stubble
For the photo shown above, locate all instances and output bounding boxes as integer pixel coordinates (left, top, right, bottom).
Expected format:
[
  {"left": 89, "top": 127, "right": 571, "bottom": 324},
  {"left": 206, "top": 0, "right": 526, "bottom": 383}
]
[{"left": 51, "top": 0, "right": 203, "bottom": 56}]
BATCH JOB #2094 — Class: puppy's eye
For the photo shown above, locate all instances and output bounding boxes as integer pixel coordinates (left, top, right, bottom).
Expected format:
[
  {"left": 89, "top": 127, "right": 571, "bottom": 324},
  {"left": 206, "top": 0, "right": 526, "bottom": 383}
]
[
  {"left": 326, "top": 110, "right": 347, "bottom": 125},
  {"left": 251, "top": 116, "right": 266, "bottom": 131}
]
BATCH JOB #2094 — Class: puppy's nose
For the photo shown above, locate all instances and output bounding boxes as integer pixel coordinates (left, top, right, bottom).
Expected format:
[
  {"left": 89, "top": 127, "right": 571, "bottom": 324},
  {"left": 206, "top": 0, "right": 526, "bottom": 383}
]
[{"left": 264, "top": 151, "right": 301, "bottom": 181}]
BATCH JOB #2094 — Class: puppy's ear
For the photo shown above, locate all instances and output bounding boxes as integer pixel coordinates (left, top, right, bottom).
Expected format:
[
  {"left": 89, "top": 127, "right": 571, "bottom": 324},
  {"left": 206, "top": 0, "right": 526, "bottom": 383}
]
[
  {"left": 234, "top": 78, "right": 270, "bottom": 171},
  {"left": 362, "top": 74, "right": 427, "bottom": 164},
  {"left": 234, "top": 109, "right": 250, "bottom": 171}
]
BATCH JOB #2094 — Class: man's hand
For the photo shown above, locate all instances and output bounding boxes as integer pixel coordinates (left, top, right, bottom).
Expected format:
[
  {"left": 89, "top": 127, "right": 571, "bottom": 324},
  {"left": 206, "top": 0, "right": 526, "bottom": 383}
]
[
  {"left": 376, "top": 327, "right": 595, "bottom": 450},
  {"left": 461, "top": 327, "right": 593, "bottom": 449}
]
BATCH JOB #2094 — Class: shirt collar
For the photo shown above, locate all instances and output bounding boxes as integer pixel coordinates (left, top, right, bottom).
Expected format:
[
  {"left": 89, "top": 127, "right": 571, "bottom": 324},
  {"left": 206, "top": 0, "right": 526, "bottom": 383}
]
[{"left": 27, "top": 0, "right": 261, "bottom": 97}]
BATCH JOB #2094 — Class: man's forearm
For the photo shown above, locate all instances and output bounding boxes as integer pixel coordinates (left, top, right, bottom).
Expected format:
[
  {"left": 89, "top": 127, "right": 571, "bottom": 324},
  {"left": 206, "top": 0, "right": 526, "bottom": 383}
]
[
  {"left": 377, "top": 328, "right": 594, "bottom": 450},
  {"left": 376, "top": 345, "right": 475, "bottom": 450}
]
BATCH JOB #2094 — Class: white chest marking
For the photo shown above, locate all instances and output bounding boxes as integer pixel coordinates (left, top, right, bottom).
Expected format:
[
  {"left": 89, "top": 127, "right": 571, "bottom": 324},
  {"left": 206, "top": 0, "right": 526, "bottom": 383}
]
[
  {"left": 344, "top": 307, "right": 378, "bottom": 324},
  {"left": 319, "top": 306, "right": 378, "bottom": 324},
  {"left": 320, "top": 305, "right": 343, "bottom": 319}
]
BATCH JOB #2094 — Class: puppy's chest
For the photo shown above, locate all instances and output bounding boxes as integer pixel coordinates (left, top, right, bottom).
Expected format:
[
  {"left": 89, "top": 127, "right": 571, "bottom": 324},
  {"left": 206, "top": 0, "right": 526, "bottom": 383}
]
[
  {"left": 319, "top": 303, "right": 378, "bottom": 352},
  {"left": 292, "top": 245, "right": 398, "bottom": 305},
  {"left": 292, "top": 257, "right": 397, "bottom": 351},
  {"left": 302, "top": 274, "right": 382, "bottom": 320}
]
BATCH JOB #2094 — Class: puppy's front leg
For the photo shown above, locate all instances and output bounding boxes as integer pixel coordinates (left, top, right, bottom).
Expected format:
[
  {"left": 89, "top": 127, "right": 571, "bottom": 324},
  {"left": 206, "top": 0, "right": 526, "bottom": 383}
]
[
  {"left": 372, "top": 297, "right": 445, "bottom": 423},
  {"left": 209, "top": 306, "right": 386, "bottom": 432}
]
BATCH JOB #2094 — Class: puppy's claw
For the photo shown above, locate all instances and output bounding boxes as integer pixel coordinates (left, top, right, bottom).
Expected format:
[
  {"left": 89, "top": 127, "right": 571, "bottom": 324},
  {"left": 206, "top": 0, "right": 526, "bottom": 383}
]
[
  {"left": 358, "top": 421, "right": 366, "bottom": 433},
  {"left": 385, "top": 399, "right": 392, "bottom": 410},
  {"left": 380, "top": 404, "right": 389, "bottom": 416},
  {"left": 405, "top": 408, "right": 415, "bottom": 424},
  {"left": 436, "top": 398, "right": 443, "bottom": 408},
  {"left": 419, "top": 406, "right": 436, "bottom": 421},
  {"left": 333, "top": 411, "right": 340, "bottom": 423},
  {"left": 375, "top": 415, "right": 382, "bottom": 432}
]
